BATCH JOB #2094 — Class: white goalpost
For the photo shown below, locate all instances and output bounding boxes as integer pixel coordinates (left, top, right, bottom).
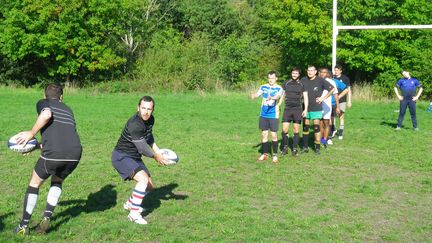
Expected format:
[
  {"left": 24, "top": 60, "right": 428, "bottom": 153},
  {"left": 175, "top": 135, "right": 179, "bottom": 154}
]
[{"left": 332, "top": 0, "right": 432, "bottom": 71}]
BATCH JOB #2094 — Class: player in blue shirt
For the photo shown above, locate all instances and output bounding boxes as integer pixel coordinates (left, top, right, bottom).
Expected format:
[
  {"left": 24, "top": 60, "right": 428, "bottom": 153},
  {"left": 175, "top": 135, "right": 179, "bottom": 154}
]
[
  {"left": 394, "top": 70, "right": 423, "bottom": 131},
  {"left": 251, "top": 71, "right": 283, "bottom": 163}
]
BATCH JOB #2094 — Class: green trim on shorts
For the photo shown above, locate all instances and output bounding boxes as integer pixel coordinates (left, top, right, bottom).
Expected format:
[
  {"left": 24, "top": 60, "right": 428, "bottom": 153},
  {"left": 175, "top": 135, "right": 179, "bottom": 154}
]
[{"left": 306, "top": 111, "right": 323, "bottom": 120}]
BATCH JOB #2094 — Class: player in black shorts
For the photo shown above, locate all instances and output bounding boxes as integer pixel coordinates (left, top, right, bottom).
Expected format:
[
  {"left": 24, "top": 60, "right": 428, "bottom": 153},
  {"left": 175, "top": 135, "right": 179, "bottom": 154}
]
[
  {"left": 112, "top": 96, "right": 169, "bottom": 225},
  {"left": 14, "top": 84, "right": 82, "bottom": 235},
  {"left": 281, "top": 67, "right": 308, "bottom": 156}
]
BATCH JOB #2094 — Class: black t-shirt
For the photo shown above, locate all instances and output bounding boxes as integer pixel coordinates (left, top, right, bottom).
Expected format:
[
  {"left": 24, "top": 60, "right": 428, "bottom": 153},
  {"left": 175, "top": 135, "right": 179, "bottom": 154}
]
[
  {"left": 334, "top": 74, "right": 351, "bottom": 103},
  {"left": 115, "top": 113, "right": 155, "bottom": 159},
  {"left": 283, "top": 79, "right": 305, "bottom": 109},
  {"left": 37, "top": 99, "right": 82, "bottom": 161},
  {"left": 300, "top": 76, "right": 333, "bottom": 112}
]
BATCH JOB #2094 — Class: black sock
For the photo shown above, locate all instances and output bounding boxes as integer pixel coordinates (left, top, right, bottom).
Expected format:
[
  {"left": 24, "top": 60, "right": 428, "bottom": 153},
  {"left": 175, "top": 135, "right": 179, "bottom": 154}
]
[
  {"left": 281, "top": 132, "right": 289, "bottom": 147},
  {"left": 293, "top": 133, "right": 299, "bottom": 150},
  {"left": 338, "top": 125, "right": 344, "bottom": 136},
  {"left": 20, "top": 186, "right": 39, "bottom": 227},
  {"left": 262, "top": 142, "right": 270, "bottom": 154},
  {"left": 315, "top": 141, "right": 320, "bottom": 151},
  {"left": 272, "top": 141, "right": 278, "bottom": 155}
]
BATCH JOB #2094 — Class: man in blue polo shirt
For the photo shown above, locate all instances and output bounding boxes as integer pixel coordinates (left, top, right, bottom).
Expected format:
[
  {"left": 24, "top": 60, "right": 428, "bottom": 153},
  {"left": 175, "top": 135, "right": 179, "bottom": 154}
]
[{"left": 394, "top": 70, "right": 423, "bottom": 131}]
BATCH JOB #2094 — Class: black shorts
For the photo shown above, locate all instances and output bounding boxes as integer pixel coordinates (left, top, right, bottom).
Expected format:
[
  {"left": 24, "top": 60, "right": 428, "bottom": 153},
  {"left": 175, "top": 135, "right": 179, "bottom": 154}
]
[
  {"left": 34, "top": 157, "right": 79, "bottom": 180},
  {"left": 112, "top": 149, "right": 151, "bottom": 180},
  {"left": 259, "top": 117, "right": 279, "bottom": 132},
  {"left": 282, "top": 108, "right": 302, "bottom": 123}
]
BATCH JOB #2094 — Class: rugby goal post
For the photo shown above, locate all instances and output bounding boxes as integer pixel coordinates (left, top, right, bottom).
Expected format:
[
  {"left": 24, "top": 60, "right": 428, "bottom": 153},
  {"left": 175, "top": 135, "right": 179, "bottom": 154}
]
[{"left": 332, "top": 0, "right": 432, "bottom": 71}]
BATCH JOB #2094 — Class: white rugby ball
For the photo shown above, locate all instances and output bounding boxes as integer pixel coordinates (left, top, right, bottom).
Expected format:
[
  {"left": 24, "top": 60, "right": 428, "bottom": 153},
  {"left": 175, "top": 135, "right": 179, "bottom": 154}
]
[
  {"left": 159, "top": 148, "right": 179, "bottom": 165},
  {"left": 8, "top": 134, "right": 38, "bottom": 153}
]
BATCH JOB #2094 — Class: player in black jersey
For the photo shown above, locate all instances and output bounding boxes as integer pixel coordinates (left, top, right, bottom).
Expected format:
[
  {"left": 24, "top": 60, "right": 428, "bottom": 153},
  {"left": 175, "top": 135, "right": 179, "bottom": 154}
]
[
  {"left": 112, "top": 96, "right": 169, "bottom": 225},
  {"left": 300, "top": 66, "right": 335, "bottom": 154},
  {"left": 14, "top": 84, "right": 82, "bottom": 235},
  {"left": 280, "top": 67, "right": 308, "bottom": 156}
]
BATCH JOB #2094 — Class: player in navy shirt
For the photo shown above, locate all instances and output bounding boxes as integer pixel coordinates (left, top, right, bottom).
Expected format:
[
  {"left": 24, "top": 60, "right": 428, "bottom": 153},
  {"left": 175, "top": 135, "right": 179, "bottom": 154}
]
[
  {"left": 394, "top": 70, "right": 423, "bottom": 130},
  {"left": 14, "top": 84, "right": 82, "bottom": 235},
  {"left": 112, "top": 96, "right": 169, "bottom": 225}
]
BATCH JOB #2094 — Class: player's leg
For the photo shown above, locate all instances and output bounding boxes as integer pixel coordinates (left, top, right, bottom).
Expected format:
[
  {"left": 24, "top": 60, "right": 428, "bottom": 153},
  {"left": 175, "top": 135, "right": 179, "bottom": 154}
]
[
  {"left": 292, "top": 122, "right": 301, "bottom": 156},
  {"left": 397, "top": 99, "right": 408, "bottom": 129},
  {"left": 407, "top": 99, "right": 417, "bottom": 130},
  {"left": 258, "top": 117, "right": 270, "bottom": 161},
  {"left": 338, "top": 102, "right": 346, "bottom": 139},
  {"left": 270, "top": 119, "right": 279, "bottom": 163},
  {"left": 302, "top": 117, "right": 310, "bottom": 153},
  {"left": 313, "top": 118, "right": 321, "bottom": 154},
  {"left": 281, "top": 122, "right": 290, "bottom": 155},
  {"left": 127, "top": 170, "right": 150, "bottom": 224},
  {"left": 15, "top": 158, "right": 48, "bottom": 235},
  {"left": 36, "top": 160, "right": 78, "bottom": 234}
]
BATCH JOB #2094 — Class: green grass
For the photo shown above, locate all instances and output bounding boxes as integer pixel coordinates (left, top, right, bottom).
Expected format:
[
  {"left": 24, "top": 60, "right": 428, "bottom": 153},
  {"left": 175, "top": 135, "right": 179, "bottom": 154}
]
[{"left": 0, "top": 87, "right": 431, "bottom": 242}]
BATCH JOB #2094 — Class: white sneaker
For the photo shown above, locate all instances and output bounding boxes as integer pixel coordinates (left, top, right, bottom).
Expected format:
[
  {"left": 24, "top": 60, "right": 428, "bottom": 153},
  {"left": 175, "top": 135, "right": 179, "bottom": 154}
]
[
  {"left": 128, "top": 212, "right": 148, "bottom": 225},
  {"left": 124, "top": 201, "right": 144, "bottom": 213},
  {"left": 327, "top": 139, "right": 333, "bottom": 145},
  {"left": 338, "top": 136, "right": 343, "bottom": 140},
  {"left": 331, "top": 131, "right": 337, "bottom": 138}
]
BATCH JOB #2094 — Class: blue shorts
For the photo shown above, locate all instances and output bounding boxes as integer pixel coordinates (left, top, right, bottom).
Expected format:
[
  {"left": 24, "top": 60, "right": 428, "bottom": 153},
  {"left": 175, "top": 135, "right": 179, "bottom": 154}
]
[{"left": 112, "top": 149, "right": 151, "bottom": 180}]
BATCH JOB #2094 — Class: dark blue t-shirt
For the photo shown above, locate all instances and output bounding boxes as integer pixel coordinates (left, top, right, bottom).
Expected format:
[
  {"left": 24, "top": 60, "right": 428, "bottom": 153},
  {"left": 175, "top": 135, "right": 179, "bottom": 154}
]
[{"left": 397, "top": 78, "right": 421, "bottom": 98}]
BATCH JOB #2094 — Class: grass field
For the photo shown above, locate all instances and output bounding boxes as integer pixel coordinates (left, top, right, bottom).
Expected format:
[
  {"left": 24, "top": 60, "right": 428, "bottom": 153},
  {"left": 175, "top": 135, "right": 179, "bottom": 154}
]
[{"left": 1, "top": 87, "right": 431, "bottom": 242}]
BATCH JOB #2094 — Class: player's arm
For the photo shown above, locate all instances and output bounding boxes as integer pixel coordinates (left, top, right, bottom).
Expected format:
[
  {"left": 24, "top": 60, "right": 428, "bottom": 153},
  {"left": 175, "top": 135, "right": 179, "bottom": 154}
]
[
  {"left": 16, "top": 108, "right": 52, "bottom": 145},
  {"left": 335, "top": 93, "right": 340, "bottom": 115},
  {"left": 250, "top": 88, "right": 263, "bottom": 100},
  {"left": 347, "top": 86, "right": 352, "bottom": 108},
  {"left": 338, "top": 88, "right": 349, "bottom": 99},
  {"left": 413, "top": 87, "right": 423, "bottom": 101},
  {"left": 302, "top": 91, "right": 309, "bottom": 117},
  {"left": 393, "top": 87, "right": 403, "bottom": 101}
]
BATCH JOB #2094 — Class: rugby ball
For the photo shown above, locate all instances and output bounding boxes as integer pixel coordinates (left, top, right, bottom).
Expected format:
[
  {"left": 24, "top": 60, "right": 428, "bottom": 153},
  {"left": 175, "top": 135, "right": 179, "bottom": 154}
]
[
  {"left": 159, "top": 148, "right": 179, "bottom": 165},
  {"left": 7, "top": 134, "right": 38, "bottom": 153}
]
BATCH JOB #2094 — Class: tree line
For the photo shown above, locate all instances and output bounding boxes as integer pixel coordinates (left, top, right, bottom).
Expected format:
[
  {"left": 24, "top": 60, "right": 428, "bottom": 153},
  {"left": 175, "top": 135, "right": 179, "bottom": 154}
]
[{"left": 0, "top": 0, "right": 430, "bottom": 97}]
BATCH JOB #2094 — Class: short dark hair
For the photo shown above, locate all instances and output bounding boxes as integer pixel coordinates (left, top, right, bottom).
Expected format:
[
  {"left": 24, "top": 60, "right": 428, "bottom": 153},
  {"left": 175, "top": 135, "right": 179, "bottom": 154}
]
[
  {"left": 45, "top": 83, "right": 63, "bottom": 99},
  {"left": 319, "top": 67, "right": 329, "bottom": 72},
  {"left": 138, "top": 95, "right": 155, "bottom": 109},
  {"left": 335, "top": 64, "right": 343, "bottom": 70},
  {"left": 291, "top": 67, "right": 301, "bottom": 74},
  {"left": 268, "top": 70, "right": 277, "bottom": 76}
]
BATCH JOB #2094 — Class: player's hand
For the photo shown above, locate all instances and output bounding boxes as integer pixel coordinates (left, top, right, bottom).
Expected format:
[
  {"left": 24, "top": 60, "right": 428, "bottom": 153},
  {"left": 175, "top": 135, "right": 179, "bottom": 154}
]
[
  {"left": 398, "top": 96, "right": 403, "bottom": 101},
  {"left": 412, "top": 96, "right": 419, "bottom": 102},
  {"left": 302, "top": 110, "right": 307, "bottom": 117},
  {"left": 15, "top": 131, "right": 34, "bottom": 145},
  {"left": 347, "top": 102, "right": 352, "bottom": 108},
  {"left": 316, "top": 97, "right": 323, "bottom": 104},
  {"left": 336, "top": 108, "right": 341, "bottom": 115},
  {"left": 154, "top": 152, "right": 169, "bottom": 166}
]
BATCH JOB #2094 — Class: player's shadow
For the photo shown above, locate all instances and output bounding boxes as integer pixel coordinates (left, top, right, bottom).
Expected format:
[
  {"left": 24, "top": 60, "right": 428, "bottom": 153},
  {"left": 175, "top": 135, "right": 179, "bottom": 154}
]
[
  {"left": 0, "top": 212, "right": 13, "bottom": 232},
  {"left": 380, "top": 121, "right": 397, "bottom": 128},
  {"left": 142, "top": 183, "right": 188, "bottom": 216},
  {"left": 46, "top": 184, "right": 117, "bottom": 233}
]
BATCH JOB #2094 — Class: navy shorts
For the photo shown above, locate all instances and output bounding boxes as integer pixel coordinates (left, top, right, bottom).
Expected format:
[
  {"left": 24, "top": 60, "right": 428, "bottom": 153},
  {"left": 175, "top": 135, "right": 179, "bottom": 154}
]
[
  {"left": 112, "top": 149, "right": 151, "bottom": 180},
  {"left": 34, "top": 157, "right": 79, "bottom": 180},
  {"left": 259, "top": 117, "right": 279, "bottom": 132}
]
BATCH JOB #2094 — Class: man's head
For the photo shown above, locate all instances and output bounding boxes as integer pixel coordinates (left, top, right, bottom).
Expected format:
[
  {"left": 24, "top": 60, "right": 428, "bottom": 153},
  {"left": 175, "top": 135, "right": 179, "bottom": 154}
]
[
  {"left": 334, "top": 64, "right": 343, "bottom": 77},
  {"left": 45, "top": 83, "right": 63, "bottom": 100},
  {"left": 318, "top": 67, "right": 329, "bottom": 79},
  {"left": 268, "top": 71, "right": 278, "bottom": 85},
  {"left": 401, "top": 70, "right": 411, "bottom": 79},
  {"left": 291, "top": 67, "right": 301, "bottom": 80},
  {"left": 307, "top": 65, "right": 317, "bottom": 79},
  {"left": 137, "top": 96, "right": 155, "bottom": 121}
]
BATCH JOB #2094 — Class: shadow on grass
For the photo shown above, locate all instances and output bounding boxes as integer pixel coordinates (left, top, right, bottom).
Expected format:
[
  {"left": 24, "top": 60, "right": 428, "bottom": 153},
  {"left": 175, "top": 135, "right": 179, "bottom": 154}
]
[
  {"left": 0, "top": 212, "right": 13, "bottom": 232},
  {"left": 380, "top": 121, "right": 397, "bottom": 128},
  {"left": 46, "top": 184, "right": 117, "bottom": 233},
  {"left": 142, "top": 183, "right": 188, "bottom": 216}
]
